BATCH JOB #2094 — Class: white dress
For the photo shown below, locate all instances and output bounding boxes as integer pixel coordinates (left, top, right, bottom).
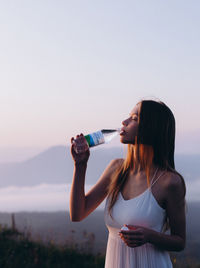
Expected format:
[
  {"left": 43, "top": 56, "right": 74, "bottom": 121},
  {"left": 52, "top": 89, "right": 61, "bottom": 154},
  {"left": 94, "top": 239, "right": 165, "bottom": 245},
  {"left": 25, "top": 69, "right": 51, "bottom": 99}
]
[{"left": 104, "top": 172, "right": 173, "bottom": 268}]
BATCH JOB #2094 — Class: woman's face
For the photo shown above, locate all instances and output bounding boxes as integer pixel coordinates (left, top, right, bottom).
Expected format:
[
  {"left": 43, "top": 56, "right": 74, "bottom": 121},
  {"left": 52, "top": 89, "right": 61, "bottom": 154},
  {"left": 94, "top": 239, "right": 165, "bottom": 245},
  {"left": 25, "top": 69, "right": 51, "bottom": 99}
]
[{"left": 120, "top": 103, "right": 141, "bottom": 144}]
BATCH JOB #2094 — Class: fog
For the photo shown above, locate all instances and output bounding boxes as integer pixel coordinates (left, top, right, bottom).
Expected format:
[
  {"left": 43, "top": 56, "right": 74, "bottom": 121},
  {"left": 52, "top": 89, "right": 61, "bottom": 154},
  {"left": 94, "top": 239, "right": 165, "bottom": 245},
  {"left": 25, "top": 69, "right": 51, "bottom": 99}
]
[{"left": 0, "top": 179, "right": 198, "bottom": 212}]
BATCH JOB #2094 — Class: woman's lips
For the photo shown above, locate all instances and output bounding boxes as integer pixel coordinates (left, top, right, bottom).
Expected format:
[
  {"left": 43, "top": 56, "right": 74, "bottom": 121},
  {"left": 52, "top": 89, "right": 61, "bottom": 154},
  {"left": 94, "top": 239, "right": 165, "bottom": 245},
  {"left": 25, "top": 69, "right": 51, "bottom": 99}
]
[{"left": 120, "top": 129, "right": 126, "bottom": 136}]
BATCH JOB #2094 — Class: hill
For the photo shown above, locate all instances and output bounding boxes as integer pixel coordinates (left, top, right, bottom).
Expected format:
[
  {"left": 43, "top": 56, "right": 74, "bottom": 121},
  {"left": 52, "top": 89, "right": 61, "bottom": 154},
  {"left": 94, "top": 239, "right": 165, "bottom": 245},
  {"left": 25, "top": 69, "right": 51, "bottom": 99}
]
[{"left": 0, "top": 145, "right": 199, "bottom": 187}]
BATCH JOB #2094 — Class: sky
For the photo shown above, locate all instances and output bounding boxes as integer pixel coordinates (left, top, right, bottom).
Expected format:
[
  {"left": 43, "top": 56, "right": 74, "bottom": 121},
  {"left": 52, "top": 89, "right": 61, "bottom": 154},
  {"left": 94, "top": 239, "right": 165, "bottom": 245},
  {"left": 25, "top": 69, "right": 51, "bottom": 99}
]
[{"left": 0, "top": 0, "right": 200, "bottom": 161}]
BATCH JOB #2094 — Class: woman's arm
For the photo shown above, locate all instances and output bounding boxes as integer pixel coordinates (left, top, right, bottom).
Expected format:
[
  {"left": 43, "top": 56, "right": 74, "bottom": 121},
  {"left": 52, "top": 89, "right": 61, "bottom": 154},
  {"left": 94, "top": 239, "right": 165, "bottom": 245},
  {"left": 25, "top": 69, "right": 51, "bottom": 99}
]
[
  {"left": 148, "top": 173, "right": 186, "bottom": 251},
  {"left": 70, "top": 159, "right": 119, "bottom": 222},
  {"left": 70, "top": 162, "right": 88, "bottom": 222},
  {"left": 69, "top": 134, "right": 122, "bottom": 222},
  {"left": 69, "top": 134, "right": 90, "bottom": 221},
  {"left": 120, "top": 173, "right": 186, "bottom": 252}
]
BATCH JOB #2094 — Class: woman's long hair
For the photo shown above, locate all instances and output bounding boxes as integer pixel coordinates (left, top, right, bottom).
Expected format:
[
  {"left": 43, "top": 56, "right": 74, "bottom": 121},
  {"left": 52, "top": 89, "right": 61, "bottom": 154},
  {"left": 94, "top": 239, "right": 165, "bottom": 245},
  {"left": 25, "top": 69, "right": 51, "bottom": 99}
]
[{"left": 106, "top": 100, "right": 186, "bottom": 230}]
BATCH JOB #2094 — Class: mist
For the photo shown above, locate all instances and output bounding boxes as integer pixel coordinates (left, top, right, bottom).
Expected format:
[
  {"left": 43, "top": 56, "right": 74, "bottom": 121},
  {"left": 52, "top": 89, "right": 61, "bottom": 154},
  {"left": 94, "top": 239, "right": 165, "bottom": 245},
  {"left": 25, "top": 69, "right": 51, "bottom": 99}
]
[{"left": 0, "top": 179, "right": 198, "bottom": 212}]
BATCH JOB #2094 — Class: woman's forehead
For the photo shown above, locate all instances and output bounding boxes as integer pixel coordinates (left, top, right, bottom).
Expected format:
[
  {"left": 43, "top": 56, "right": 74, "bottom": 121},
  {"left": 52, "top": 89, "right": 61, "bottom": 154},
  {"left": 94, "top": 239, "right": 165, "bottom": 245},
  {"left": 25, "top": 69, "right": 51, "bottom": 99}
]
[{"left": 130, "top": 103, "right": 141, "bottom": 116}]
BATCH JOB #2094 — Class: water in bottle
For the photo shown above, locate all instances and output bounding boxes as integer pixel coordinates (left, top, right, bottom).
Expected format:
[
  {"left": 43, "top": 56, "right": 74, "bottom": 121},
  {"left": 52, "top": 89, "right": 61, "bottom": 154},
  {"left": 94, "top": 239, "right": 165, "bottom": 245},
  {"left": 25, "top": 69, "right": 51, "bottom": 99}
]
[
  {"left": 84, "top": 128, "right": 121, "bottom": 147},
  {"left": 73, "top": 128, "right": 121, "bottom": 154}
]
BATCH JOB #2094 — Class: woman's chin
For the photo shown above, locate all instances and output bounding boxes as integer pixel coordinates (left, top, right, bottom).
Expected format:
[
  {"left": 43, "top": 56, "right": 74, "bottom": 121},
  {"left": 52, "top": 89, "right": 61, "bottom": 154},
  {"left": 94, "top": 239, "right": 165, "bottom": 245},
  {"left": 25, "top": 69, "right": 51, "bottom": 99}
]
[
  {"left": 120, "top": 136, "right": 136, "bottom": 145},
  {"left": 120, "top": 136, "right": 128, "bottom": 144}
]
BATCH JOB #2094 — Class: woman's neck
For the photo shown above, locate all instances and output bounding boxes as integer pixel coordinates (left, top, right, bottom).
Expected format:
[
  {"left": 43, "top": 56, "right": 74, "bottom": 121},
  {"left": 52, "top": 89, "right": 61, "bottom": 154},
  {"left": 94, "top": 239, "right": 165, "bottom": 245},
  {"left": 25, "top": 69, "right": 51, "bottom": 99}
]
[{"left": 130, "top": 164, "right": 159, "bottom": 176}]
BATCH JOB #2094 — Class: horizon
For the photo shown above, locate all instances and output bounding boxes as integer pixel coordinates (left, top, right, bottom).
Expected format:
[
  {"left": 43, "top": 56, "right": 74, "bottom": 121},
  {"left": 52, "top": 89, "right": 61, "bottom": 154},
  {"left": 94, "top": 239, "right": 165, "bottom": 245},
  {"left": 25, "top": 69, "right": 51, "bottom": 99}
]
[
  {"left": 1, "top": 141, "right": 200, "bottom": 163},
  {"left": 0, "top": 143, "right": 199, "bottom": 212},
  {"left": 0, "top": 180, "right": 199, "bottom": 213}
]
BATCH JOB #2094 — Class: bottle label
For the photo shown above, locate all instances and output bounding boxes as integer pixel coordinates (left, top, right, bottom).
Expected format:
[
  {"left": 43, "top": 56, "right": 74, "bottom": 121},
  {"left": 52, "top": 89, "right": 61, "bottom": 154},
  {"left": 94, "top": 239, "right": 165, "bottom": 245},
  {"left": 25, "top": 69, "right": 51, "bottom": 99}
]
[{"left": 85, "top": 131, "right": 105, "bottom": 147}]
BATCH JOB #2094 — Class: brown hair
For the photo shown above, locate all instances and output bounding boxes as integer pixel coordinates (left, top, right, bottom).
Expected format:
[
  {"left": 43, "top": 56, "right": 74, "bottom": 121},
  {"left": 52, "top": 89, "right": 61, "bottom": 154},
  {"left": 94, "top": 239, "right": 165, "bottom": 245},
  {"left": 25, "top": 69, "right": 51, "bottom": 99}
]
[{"left": 106, "top": 100, "right": 186, "bottom": 230}]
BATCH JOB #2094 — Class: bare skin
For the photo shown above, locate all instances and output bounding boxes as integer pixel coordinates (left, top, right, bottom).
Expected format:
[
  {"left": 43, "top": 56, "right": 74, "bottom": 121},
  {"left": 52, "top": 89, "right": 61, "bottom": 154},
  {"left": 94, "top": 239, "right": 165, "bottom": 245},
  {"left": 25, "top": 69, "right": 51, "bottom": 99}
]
[
  {"left": 70, "top": 134, "right": 121, "bottom": 221},
  {"left": 119, "top": 170, "right": 186, "bottom": 251},
  {"left": 70, "top": 103, "right": 186, "bottom": 252}
]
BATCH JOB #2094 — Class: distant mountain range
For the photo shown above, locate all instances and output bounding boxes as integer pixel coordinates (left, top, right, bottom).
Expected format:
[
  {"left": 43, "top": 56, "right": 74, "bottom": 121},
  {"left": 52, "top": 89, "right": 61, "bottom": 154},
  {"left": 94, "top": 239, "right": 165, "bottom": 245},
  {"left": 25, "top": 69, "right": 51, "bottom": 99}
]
[{"left": 0, "top": 145, "right": 199, "bottom": 187}]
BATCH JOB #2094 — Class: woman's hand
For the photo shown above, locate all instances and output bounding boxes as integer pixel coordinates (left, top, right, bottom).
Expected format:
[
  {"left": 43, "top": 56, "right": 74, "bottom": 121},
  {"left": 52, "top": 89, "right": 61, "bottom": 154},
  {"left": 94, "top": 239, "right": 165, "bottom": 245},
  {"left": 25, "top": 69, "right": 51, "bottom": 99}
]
[
  {"left": 71, "top": 133, "right": 90, "bottom": 165},
  {"left": 119, "top": 225, "right": 153, "bottom": 248}
]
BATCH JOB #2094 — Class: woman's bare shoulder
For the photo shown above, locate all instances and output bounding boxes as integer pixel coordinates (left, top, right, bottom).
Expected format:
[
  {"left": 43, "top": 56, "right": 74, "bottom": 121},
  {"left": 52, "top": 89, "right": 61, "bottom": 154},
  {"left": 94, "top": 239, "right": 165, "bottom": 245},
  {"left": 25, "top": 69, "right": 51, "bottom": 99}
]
[
  {"left": 102, "top": 158, "right": 124, "bottom": 177},
  {"left": 110, "top": 158, "right": 124, "bottom": 168},
  {"left": 162, "top": 171, "right": 185, "bottom": 198},
  {"left": 105, "top": 158, "right": 124, "bottom": 173}
]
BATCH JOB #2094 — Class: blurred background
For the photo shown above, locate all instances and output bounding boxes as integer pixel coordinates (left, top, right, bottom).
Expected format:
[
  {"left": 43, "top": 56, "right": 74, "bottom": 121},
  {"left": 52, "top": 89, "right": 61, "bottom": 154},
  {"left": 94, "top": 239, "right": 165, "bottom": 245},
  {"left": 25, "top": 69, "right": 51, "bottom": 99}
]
[{"left": 0, "top": 0, "right": 199, "bottom": 267}]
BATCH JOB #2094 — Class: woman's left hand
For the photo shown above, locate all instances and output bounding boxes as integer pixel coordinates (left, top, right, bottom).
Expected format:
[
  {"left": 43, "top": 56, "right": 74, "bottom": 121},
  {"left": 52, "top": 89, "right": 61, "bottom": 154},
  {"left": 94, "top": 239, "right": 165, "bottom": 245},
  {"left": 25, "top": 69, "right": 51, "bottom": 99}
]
[{"left": 119, "top": 225, "right": 153, "bottom": 248}]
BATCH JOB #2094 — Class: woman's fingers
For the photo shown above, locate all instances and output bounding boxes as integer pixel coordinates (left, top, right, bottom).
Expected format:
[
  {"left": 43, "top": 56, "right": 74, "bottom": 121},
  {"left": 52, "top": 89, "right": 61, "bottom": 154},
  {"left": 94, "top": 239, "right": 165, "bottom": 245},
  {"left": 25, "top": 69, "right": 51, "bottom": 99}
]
[
  {"left": 70, "top": 134, "right": 89, "bottom": 155},
  {"left": 120, "top": 236, "right": 143, "bottom": 247},
  {"left": 119, "top": 226, "right": 150, "bottom": 248},
  {"left": 119, "top": 230, "right": 144, "bottom": 248},
  {"left": 120, "top": 236, "right": 141, "bottom": 247},
  {"left": 124, "top": 236, "right": 143, "bottom": 243},
  {"left": 120, "top": 234, "right": 143, "bottom": 242},
  {"left": 120, "top": 229, "right": 142, "bottom": 235},
  {"left": 120, "top": 230, "right": 142, "bottom": 237}
]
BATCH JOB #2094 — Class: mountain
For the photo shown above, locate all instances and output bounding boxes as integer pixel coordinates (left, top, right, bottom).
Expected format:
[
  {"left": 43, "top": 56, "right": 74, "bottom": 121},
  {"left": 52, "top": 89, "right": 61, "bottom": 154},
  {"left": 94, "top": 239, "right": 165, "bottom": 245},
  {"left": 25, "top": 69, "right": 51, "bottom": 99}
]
[
  {"left": 0, "top": 146, "right": 124, "bottom": 187},
  {"left": 0, "top": 145, "right": 199, "bottom": 187}
]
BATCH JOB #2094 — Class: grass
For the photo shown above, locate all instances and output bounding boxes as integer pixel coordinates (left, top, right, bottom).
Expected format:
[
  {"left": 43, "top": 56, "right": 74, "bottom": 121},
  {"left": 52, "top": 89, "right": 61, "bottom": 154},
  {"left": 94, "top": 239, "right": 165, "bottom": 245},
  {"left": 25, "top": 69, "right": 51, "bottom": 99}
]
[
  {"left": 0, "top": 225, "right": 105, "bottom": 268},
  {"left": 1, "top": 223, "right": 200, "bottom": 268}
]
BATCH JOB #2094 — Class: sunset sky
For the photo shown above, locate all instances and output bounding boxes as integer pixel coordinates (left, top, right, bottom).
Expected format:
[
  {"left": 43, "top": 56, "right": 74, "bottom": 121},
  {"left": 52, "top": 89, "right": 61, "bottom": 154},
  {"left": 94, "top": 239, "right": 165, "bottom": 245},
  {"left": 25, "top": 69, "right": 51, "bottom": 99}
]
[{"left": 0, "top": 0, "right": 199, "bottom": 161}]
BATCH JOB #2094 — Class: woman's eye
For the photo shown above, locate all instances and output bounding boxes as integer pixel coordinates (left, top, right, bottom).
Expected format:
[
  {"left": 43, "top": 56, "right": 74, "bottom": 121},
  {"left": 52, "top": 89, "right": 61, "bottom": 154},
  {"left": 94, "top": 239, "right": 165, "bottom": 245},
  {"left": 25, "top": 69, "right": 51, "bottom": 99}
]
[{"left": 132, "top": 117, "right": 138, "bottom": 121}]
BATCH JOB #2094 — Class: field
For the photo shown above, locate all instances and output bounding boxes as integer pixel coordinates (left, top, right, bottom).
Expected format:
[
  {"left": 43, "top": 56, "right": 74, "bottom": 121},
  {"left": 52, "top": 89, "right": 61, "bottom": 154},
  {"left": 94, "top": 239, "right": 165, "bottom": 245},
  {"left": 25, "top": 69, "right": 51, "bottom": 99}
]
[{"left": 0, "top": 201, "right": 200, "bottom": 267}]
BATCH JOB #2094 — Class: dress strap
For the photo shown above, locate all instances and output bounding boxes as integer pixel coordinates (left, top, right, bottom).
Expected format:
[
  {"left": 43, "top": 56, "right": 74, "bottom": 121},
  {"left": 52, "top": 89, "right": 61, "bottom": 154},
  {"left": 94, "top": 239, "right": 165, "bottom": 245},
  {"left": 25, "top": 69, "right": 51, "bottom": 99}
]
[
  {"left": 150, "top": 170, "right": 166, "bottom": 188},
  {"left": 150, "top": 168, "right": 158, "bottom": 184}
]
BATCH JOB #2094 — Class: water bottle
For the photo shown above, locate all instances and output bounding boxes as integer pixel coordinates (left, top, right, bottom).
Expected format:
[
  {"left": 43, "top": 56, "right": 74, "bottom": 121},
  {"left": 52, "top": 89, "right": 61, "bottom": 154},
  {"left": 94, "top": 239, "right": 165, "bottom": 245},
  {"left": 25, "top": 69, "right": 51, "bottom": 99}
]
[
  {"left": 85, "top": 128, "right": 121, "bottom": 147},
  {"left": 73, "top": 128, "right": 121, "bottom": 154}
]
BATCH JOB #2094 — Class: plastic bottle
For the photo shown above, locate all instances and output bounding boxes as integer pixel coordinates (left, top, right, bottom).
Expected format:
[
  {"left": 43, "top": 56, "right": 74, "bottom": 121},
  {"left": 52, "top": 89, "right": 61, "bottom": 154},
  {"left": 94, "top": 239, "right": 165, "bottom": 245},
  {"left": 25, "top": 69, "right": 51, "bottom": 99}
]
[
  {"left": 84, "top": 128, "right": 121, "bottom": 148},
  {"left": 121, "top": 225, "right": 137, "bottom": 231}
]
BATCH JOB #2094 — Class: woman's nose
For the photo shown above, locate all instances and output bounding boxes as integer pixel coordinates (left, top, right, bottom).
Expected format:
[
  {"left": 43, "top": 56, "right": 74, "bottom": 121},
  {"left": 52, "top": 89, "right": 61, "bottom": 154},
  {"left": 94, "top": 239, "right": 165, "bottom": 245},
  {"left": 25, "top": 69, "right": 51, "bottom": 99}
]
[{"left": 122, "top": 119, "right": 128, "bottom": 126}]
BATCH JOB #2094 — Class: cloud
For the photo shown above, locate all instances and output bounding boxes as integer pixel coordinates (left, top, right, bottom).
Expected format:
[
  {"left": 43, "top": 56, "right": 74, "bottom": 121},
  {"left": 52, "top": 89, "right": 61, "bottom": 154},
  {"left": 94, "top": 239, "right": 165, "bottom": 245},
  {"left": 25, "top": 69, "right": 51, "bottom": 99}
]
[
  {"left": 0, "top": 181, "right": 198, "bottom": 212},
  {"left": 0, "top": 183, "right": 106, "bottom": 212}
]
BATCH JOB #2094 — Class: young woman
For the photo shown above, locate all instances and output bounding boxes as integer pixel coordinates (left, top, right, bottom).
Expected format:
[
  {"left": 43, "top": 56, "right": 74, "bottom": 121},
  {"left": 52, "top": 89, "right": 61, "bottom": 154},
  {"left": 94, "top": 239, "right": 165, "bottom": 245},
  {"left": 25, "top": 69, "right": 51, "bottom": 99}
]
[{"left": 70, "top": 100, "right": 186, "bottom": 268}]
